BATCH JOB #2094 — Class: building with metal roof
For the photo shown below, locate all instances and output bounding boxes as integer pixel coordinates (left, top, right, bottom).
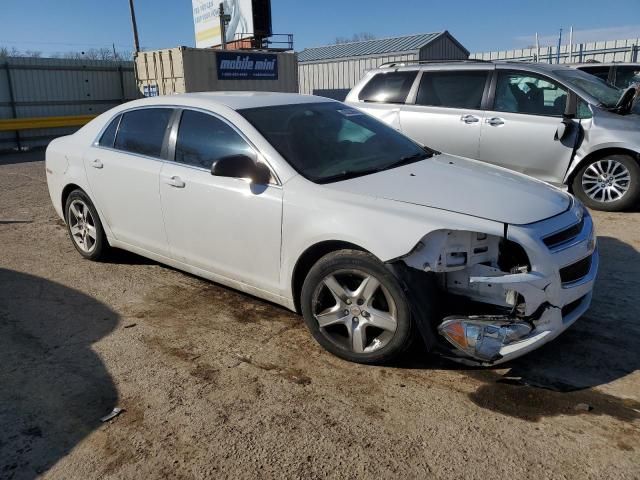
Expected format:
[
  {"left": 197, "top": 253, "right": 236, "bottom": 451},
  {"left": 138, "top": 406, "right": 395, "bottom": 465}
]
[{"left": 298, "top": 31, "right": 469, "bottom": 99}]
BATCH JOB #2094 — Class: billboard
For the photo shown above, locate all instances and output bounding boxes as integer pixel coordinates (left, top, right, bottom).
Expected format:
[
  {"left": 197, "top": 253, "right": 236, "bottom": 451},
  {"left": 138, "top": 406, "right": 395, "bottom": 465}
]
[
  {"left": 216, "top": 51, "right": 278, "bottom": 80},
  {"left": 192, "top": 0, "right": 256, "bottom": 48}
]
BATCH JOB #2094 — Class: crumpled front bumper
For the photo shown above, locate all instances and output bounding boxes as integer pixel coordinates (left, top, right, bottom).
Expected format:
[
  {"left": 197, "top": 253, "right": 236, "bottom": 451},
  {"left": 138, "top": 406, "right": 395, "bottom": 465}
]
[{"left": 451, "top": 200, "right": 598, "bottom": 365}]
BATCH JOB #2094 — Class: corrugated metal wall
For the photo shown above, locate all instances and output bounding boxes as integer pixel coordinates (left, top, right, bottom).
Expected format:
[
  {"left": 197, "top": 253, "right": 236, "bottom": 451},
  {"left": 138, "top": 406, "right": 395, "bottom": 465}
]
[
  {"left": 0, "top": 56, "right": 137, "bottom": 151},
  {"left": 298, "top": 53, "right": 418, "bottom": 96},
  {"left": 471, "top": 38, "right": 640, "bottom": 63},
  {"left": 298, "top": 35, "right": 469, "bottom": 97},
  {"left": 135, "top": 47, "right": 298, "bottom": 95}
]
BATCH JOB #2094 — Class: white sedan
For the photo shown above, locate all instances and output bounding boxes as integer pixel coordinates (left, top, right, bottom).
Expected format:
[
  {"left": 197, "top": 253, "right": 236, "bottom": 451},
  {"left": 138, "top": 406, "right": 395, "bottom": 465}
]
[{"left": 46, "top": 92, "right": 598, "bottom": 365}]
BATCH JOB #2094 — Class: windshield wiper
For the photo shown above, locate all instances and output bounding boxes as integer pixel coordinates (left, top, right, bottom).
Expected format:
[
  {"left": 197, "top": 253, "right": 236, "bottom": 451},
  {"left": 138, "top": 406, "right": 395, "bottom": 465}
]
[
  {"left": 315, "top": 168, "right": 382, "bottom": 184},
  {"left": 379, "top": 150, "right": 432, "bottom": 172},
  {"left": 315, "top": 149, "right": 437, "bottom": 184}
]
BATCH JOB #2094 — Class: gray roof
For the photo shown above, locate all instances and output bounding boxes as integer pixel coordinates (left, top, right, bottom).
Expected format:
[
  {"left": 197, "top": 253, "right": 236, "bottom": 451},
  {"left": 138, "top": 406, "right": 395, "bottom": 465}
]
[{"left": 298, "top": 32, "right": 466, "bottom": 62}]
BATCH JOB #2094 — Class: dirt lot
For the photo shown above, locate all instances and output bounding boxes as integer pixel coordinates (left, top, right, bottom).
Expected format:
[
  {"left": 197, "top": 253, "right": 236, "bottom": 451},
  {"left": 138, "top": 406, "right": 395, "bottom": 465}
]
[{"left": 1, "top": 150, "right": 639, "bottom": 480}]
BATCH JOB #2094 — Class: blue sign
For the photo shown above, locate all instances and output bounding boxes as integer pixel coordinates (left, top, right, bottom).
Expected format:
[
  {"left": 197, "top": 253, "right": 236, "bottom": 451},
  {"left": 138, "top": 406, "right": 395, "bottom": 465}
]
[{"left": 216, "top": 52, "right": 278, "bottom": 80}]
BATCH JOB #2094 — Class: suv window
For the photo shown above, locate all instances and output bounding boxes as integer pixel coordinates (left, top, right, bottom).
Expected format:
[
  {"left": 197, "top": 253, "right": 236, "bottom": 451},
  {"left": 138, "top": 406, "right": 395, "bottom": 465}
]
[
  {"left": 174, "top": 110, "right": 254, "bottom": 170},
  {"left": 494, "top": 72, "right": 567, "bottom": 116},
  {"left": 614, "top": 66, "right": 640, "bottom": 88},
  {"left": 114, "top": 108, "right": 173, "bottom": 157},
  {"left": 416, "top": 71, "right": 488, "bottom": 109},
  {"left": 358, "top": 71, "right": 417, "bottom": 104},
  {"left": 98, "top": 115, "right": 120, "bottom": 148},
  {"left": 578, "top": 65, "right": 611, "bottom": 82}
]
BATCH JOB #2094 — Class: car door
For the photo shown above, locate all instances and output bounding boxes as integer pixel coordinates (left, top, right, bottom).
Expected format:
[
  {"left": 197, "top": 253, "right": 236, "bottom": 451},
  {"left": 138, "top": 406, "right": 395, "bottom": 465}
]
[
  {"left": 478, "top": 69, "right": 578, "bottom": 185},
  {"left": 399, "top": 69, "right": 491, "bottom": 158},
  {"left": 84, "top": 107, "right": 173, "bottom": 255},
  {"left": 159, "top": 109, "right": 283, "bottom": 292}
]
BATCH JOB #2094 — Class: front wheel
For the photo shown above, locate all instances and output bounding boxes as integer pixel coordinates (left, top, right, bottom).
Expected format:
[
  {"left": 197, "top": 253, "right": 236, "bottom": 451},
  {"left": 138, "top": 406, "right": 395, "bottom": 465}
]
[
  {"left": 572, "top": 155, "right": 640, "bottom": 211},
  {"left": 300, "top": 250, "right": 413, "bottom": 364}
]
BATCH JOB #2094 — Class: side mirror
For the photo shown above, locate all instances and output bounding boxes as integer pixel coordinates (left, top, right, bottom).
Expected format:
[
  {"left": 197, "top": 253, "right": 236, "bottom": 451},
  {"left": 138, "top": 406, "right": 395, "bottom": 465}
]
[
  {"left": 211, "top": 154, "right": 272, "bottom": 185},
  {"left": 555, "top": 121, "right": 567, "bottom": 141}
]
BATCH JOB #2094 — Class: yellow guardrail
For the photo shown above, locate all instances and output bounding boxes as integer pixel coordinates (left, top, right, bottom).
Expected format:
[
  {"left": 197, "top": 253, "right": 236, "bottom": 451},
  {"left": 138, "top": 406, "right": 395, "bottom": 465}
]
[{"left": 0, "top": 114, "right": 97, "bottom": 132}]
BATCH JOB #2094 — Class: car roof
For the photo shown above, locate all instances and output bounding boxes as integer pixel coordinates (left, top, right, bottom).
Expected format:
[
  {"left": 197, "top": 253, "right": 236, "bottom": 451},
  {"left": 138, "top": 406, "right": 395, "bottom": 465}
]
[
  {"left": 374, "top": 60, "right": 576, "bottom": 74},
  {"left": 572, "top": 62, "right": 640, "bottom": 67},
  {"left": 121, "top": 92, "right": 334, "bottom": 111}
]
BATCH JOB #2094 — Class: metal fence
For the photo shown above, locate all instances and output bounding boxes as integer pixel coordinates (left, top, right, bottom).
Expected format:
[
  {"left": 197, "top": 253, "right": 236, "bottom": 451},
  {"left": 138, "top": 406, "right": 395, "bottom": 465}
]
[
  {"left": 0, "top": 57, "right": 138, "bottom": 151},
  {"left": 471, "top": 38, "right": 639, "bottom": 64}
]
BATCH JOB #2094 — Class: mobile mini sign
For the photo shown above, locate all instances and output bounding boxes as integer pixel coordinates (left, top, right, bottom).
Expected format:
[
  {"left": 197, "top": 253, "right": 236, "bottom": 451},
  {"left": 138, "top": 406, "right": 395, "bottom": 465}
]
[{"left": 216, "top": 51, "right": 278, "bottom": 80}]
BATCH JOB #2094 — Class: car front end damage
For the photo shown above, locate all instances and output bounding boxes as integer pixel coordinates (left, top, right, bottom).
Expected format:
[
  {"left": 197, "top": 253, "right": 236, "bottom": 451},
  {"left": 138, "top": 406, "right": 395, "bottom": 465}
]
[{"left": 398, "top": 199, "right": 598, "bottom": 365}]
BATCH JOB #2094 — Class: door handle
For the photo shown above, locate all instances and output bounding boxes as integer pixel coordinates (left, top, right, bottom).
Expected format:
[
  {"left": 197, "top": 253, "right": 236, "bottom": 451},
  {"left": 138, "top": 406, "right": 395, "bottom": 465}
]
[
  {"left": 486, "top": 117, "right": 505, "bottom": 126},
  {"left": 460, "top": 114, "right": 480, "bottom": 124},
  {"left": 91, "top": 159, "right": 103, "bottom": 169},
  {"left": 163, "top": 175, "right": 185, "bottom": 188}
]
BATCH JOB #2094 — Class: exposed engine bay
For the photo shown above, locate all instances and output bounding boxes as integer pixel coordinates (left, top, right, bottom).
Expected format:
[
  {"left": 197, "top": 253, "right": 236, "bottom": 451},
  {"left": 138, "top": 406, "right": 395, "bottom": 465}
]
[{"left": 398, "top": 229, "right": 561, "bottom": 365}]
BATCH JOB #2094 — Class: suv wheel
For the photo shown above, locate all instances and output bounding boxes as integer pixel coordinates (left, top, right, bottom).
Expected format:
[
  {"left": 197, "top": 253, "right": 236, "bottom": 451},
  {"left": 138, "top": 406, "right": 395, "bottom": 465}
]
[
  {"left": 572, "top": 154, "right": 640, "bottom": 211},
  {"left": 300, "top": 250, "right": 413, "bottom": 364}
]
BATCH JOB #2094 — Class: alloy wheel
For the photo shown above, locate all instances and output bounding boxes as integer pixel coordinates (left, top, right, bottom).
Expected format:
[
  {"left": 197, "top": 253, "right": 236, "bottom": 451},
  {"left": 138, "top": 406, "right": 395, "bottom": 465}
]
[
  {"left": 68, "top": 199, "right": 98, "bottom": 254},
  {"left": 582, "top": 159, "right": 631, "bottom": 203},
  {"left": 311, "top": 269, "right": 398, "bottom": 354}
]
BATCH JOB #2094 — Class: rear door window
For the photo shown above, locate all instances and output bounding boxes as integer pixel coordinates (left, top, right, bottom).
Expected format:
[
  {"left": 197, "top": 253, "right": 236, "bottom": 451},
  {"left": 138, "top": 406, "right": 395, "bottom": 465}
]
[
  {"left": 174, "top": 110, "right": 254, "bottom": 170},
  {"left": 114, "top": 108, "right": 173, "bottom": 158},
  {"left": 493, "top": 71, "right": 567, "bottom": 117},
  {"left": 577, "top": 65, "right": 611, "bottom": 82},
  {"left": 614, "top": 66, "right": 640, "bottom": 88},
  {"left": 416, "top": 71, "right": 489, "bottom": 109},
  {"left": 358, "top": 71, "right": 417, "bottom": 104}
]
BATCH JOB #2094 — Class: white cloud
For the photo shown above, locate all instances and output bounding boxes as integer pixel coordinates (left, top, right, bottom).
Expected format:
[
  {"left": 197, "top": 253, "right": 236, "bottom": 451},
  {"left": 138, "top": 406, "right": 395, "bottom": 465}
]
[{"left": 514, "top": 25, "right": 640, "bottom": 47}]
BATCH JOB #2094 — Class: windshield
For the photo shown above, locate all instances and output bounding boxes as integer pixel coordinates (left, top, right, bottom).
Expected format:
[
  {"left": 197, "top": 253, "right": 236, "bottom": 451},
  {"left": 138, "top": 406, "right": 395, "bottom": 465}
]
[
  {"left": 238, "top": 102, "right": 431, "bottom": 183},
  {"left": 554, "top": 68, "right": 622, "bottom": 108}
]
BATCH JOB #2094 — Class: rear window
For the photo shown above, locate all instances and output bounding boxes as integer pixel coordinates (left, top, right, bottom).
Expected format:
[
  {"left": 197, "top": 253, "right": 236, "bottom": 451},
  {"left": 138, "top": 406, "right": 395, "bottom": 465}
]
[
  {"left": 358, "top": 71, "right": 417, "bottom": 104},
  {"left": 416, "top": 71, "right": 488, "bottom": 109},
  {"left": 98, "top": 115, "right": 120, "bottom": 148},
  {"left": 114, "top": 108, "right": 173, "bottom": 158}
]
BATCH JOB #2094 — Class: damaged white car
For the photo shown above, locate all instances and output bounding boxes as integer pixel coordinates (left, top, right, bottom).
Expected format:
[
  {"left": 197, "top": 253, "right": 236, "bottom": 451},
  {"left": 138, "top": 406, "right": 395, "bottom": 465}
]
[{"left": 45, "top": 93, "right": 598, "bottom": 365}]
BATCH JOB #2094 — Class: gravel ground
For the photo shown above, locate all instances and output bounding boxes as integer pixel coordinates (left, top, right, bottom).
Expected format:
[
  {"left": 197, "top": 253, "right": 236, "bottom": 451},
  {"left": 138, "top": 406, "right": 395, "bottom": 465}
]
[{"left": 1, "top": 151, "right": 639, "bottom": 480}]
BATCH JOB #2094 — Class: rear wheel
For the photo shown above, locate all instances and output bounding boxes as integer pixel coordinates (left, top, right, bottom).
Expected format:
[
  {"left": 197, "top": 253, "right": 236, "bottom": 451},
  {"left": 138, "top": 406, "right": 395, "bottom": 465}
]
[
  {"left": 64, "top": 189, "right": 108, "bottom": 260},
  {"left": 300, "top": 250, "right": 413, "bottom": 364},
  {"left": 572, "top": 154, "right": 640, "bottom": 211}
]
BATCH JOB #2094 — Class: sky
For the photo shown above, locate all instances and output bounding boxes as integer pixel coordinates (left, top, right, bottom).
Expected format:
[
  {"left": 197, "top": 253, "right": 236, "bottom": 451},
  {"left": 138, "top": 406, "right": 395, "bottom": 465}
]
[{"left": 1, "top": 0, "right": 639, "bottom": 56}]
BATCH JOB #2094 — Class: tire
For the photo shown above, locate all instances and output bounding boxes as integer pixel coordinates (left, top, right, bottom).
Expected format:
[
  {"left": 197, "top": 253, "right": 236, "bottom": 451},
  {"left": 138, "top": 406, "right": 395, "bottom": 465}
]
[
  {"left": 64, "top": 189, "right": 108, "bottom": 260},
  {"left": 300, "top": 249, "right": 413, "bottom": 364},
  {"left": 572, "top": 154, "right": 640, "bottom": 211}
]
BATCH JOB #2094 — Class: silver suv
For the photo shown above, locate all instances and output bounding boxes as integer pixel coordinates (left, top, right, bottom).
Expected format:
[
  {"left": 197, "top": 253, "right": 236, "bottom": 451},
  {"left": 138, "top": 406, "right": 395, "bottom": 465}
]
[{"left": 346, "top": 61, "right": 640, "bottom": 211}]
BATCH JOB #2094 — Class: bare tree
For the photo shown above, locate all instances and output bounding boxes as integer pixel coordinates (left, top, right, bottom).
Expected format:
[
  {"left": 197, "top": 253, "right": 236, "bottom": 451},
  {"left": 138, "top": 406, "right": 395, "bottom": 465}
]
[
  {"left": 0, "top": 45, "right": 132, "bottom": 60},
  {"left": 334, "top": 32, "right": 377, "bottom": 44}
]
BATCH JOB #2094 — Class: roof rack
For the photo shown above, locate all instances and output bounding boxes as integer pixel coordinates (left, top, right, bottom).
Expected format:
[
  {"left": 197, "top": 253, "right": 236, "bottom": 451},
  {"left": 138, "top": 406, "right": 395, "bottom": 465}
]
[{"left": 379, "top": 59, "right": 493, "bottom": 68}]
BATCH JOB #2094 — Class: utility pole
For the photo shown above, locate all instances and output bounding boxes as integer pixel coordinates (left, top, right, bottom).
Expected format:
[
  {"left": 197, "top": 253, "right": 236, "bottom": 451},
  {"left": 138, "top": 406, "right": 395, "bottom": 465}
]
[
  {"left": 219, "top": 2, "right": 231, "bottom": 50},
  {"left": 128, "top": 0, "right": 141, "bottom": 53},
  {"left": 556, "top": 28, "right": 562, "bottom": 64}
]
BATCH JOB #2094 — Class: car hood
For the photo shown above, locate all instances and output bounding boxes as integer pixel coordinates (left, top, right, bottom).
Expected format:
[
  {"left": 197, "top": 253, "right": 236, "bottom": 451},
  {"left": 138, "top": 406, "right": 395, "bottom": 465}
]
[{"left": 323, "top": 154, "right": 571, "bottom": 225}]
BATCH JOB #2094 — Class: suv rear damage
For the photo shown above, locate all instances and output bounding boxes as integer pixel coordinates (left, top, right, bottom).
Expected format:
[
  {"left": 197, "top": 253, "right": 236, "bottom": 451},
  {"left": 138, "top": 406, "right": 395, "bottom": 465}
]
[{"left": 393, "top": 199, "right": 598, "bottom": 365}]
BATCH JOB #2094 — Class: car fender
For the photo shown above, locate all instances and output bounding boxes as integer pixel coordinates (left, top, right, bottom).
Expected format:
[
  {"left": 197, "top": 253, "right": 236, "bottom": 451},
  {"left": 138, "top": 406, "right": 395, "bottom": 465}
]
[
  {"left": 45, "top": 135, "right": 115, "bottom": 240},
  {"left": 280, "top": 175, "right": 504, "bottom": 299}
]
